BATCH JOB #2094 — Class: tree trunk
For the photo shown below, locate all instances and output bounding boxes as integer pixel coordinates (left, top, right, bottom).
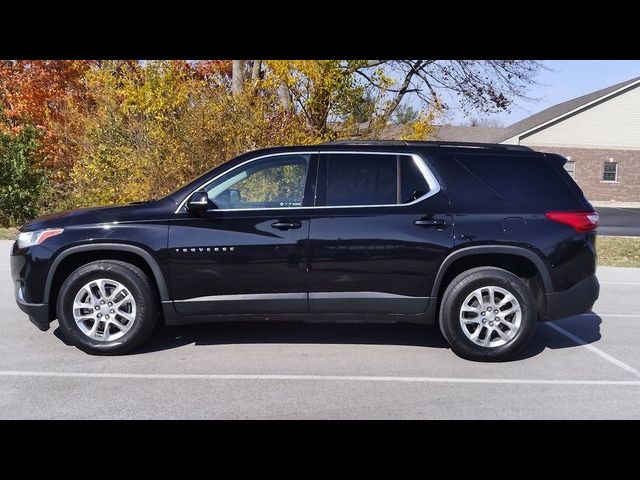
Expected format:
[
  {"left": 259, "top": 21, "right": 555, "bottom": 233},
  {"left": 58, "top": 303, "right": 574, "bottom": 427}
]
[
  {"left": 277, "top": 83, "right": 292, "bottom": 111},
  {"left": 231, "top": 60, "right": 245, "bottom": 96},
  {"left": 251, "top": 60, "right": 261, "bottom": 82}
]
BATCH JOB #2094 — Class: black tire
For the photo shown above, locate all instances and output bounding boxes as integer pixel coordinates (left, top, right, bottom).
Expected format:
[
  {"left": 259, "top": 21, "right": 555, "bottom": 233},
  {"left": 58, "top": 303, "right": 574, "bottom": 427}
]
[
  {"left": 438, "top": 267, "right": 537, "bottom": 362},
  {"left": 56, "top": 260, "right": 158, "bottom": 355}
]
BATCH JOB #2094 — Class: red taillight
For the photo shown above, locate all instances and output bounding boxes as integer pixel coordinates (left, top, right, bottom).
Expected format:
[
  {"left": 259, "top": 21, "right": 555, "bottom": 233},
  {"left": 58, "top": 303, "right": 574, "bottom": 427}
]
[{"left": 545, "top": 211, "right": 599, "bottom": 232}]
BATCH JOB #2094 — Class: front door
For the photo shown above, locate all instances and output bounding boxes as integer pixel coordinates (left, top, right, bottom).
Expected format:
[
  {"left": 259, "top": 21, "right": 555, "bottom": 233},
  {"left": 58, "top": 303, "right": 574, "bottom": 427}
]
[
  {"left": 308, "top": 151, "right": 453, "bottom": 315},
  {"left": 168, "top": 153, "right": 317, "bottom": 315}
]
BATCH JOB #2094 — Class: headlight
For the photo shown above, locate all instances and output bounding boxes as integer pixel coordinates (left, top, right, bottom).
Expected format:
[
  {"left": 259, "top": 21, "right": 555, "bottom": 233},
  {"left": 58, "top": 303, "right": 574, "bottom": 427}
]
[{"left": 16, "top": 228, "right": 64, "bottom": 249}]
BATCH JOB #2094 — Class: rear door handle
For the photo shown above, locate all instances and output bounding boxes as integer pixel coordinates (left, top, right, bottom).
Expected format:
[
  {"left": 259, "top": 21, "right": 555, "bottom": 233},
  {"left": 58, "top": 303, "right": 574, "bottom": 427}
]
[
  {"left": 415, "top": 218, "right": 447, "bottom": 227},
  {"left": 271, "top": 221, "right": 302, "bottom": 230}
]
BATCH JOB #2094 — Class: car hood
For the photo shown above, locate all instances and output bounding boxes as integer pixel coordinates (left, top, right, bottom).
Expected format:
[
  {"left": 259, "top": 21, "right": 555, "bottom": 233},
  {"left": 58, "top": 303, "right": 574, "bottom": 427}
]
[{"left": 21, "top": 198, "right": 177, "bottom": 231}]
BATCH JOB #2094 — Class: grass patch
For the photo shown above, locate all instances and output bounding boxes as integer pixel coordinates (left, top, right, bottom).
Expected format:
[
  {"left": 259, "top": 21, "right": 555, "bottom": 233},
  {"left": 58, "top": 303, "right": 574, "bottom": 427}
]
[
  {"left": 0, "top": 227, "right": 18, "bottom": 240},
  {"left": 598, "top": 236, "right": 640, "bottom": 268}
]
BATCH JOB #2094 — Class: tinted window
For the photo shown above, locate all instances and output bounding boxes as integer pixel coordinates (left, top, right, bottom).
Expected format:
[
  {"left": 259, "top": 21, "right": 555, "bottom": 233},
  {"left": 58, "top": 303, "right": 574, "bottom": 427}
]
[
  {"left": 205, "top": 154, "right": 310, "bottom": 209},
  {"left": 400, "top": 156, "right": 430, "bottom": 203},
  {"left": 455, "top": 154, "right": 576, "bottom": 200},
  {"left": 326, "top": 154, "right": 397, "bottom": 206}
]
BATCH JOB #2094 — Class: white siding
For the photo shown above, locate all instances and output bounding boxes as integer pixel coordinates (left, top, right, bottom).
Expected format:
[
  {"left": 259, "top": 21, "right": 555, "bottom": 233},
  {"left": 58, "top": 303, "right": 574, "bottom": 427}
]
[
  {"left": 501, "top": 136, "right": 519, "bottom": 145},
  {"left": 504, "top": 84, "right": 640, "bottom": 150}
]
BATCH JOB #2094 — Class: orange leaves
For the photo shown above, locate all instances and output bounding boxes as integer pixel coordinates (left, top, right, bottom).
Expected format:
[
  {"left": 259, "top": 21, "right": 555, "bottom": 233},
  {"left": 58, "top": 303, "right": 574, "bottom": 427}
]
[
  {"left": 0, "top": 61, "right": 93, "bottom": 127},
  {"left": 0, "top": 60, "right": 94, "bottom": 170},
  {"left": 193, "top": 60, "right": 232, "bottom": 81}
]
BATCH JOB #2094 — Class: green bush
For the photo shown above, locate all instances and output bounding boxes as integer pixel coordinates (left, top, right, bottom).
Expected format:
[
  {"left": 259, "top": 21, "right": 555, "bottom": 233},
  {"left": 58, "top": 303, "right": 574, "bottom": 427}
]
[{"left": 0, "top": 125, "right": 48, "bottom": 227}]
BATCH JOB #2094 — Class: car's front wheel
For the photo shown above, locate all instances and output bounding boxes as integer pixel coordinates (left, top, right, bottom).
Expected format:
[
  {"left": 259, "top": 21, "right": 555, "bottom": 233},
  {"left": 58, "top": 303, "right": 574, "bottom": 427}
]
[
  {"left": 56, "top": 260, "right": 158, "bottom": 355},
  {"left": 439, "top": 267, "right": 537, "bottom": 361}
]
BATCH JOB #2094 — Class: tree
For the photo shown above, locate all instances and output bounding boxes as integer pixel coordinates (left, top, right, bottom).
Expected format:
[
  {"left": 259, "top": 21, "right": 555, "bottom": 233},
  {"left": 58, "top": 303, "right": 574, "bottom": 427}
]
[
  {"left": 349, "top": 60, "right": 539, "bottom": 115},
  {"left": 0, "top": 60, "right": 94, "bottom": 172},
  {"left": 231, "top": 60, "right": 246, "bottom": 96},
  {"left": 393, "top": 104, "right": 419, "bottom": 124},
  {"left": 261, "top": 60, "right": 539, "bottom": 138},
  {"left": 467, "top": 117, "right": 504, "bottom": 127},
  {"left": 351, "top": 92, "right": 377, "bottom": 124},
  {"left": 194, "top": 60, "right": 232, "bottom": 81},
  {"left": 70, "top": 60, "right": 205, "bottom": 206},
  {"left": 0, "top": 124, "right": 47, "bottom": 226},
  {"left": 69, "top": 60, "right": 320, "bottom": 207},
  {"left": 265, "top": 60, "right": 373, "bottom": 136}
]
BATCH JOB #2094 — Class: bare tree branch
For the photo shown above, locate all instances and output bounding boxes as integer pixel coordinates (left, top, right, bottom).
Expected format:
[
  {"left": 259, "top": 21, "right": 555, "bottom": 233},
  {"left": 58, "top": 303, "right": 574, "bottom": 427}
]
[
  {"left": 381, "top": 60, "right": 423, "bottom": 120},
  {"left": 354, "top": 60, "right": 541, "bottom": 116}
]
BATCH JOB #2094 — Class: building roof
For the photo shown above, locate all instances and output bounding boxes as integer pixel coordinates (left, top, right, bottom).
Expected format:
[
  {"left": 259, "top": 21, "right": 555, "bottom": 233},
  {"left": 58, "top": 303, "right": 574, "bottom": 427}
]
[
  {"left": 498, "top": 75, "right": 640, "bottom": 142},
  {"left": 377, "top": 123, "right": 507, "bottom": 142},
  {"left": 431, "top": 124, "right": 506, "bottom": 143}
]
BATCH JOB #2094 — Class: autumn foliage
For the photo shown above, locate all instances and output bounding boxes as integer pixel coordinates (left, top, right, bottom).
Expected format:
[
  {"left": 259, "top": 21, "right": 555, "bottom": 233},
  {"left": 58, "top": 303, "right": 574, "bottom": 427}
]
[
  {"left": 0, "top": 60, "right": 93, "bottom": 169},
  {"left": 0, "top": 59, "right": 538, "bottom": 226}
]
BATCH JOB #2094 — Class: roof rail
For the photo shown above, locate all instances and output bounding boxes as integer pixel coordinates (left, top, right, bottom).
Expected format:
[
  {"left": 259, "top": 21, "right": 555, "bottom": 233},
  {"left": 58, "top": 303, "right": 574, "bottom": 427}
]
[
  {"left": 321, "top": 139, "right": 533, "bottom": 152},
  {"left": 322, "top": 140, "right": 407, "bottom": 146},
  {"left": 407, "top": 141, "right": 533, "bottom": 152}
]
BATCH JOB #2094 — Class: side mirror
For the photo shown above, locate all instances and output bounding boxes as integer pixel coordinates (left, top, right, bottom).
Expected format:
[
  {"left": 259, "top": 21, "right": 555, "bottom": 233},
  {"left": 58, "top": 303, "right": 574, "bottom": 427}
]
[{"left": 186, "top": 191, "right": 213, "bottom": 213}]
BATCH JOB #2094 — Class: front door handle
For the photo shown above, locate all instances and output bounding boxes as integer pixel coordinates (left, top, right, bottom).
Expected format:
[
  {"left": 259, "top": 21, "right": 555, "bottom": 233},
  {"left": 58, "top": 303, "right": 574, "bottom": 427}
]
[
  {"left": 415, "top": 218, "right": 447, "bottom": 227},
  {"left": 271, "top": 221, "right": 302, "bottom": 230}
]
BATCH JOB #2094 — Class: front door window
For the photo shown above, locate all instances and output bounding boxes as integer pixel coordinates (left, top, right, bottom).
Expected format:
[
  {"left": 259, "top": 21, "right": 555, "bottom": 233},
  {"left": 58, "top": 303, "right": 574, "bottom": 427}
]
[{"left": 205, "top": 154, "right": 310, "bottom": 209}]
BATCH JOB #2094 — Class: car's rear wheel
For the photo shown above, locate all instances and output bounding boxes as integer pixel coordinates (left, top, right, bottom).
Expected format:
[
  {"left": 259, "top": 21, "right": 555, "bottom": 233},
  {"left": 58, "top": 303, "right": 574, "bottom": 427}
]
[
  {"left": 439, "top": 267, "right": 537, "bottom": 361},
  {"left": 56, "top": 260, "right": 158, "bottom": 355}
]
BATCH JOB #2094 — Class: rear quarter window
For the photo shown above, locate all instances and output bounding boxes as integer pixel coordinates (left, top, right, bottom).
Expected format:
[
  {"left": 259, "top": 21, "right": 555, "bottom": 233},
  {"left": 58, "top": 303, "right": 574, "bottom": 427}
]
[{"left": 454, "top": 153, "right": 578, "bottom": 201}]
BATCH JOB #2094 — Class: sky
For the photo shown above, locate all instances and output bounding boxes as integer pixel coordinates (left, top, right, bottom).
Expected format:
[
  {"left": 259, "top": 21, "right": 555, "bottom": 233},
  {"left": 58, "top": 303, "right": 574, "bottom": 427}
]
[{"left": 443, "top": 60, "right": 640, "bottom": 127}]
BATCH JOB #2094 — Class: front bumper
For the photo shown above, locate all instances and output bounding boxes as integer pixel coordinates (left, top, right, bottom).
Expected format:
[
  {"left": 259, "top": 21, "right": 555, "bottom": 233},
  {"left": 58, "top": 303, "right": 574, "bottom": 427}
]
[
  {"left": 14, "top": 285, "right": 50, "bottom": 331},
  {"left": 544, "top": 274, "right": 599, "bottom": 321},
  {"left": 11, "top": 243, "right": 51, "bottom": 331}
]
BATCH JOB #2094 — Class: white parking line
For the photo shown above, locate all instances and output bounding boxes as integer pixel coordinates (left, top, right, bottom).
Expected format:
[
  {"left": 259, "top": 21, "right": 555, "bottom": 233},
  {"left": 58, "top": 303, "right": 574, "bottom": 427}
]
[
  {"left": 546, "top": 322, "right": 640, "bottom": 379},
  {"left": 599, "top": 282, "right": 640, "bottom": 286},
  {"left": 0, "top": 370, "right": 639, "bottom": 386}
]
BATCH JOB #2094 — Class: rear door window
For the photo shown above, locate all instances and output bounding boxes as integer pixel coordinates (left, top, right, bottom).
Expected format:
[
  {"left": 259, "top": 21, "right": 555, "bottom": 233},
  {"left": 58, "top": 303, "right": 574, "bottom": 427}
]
[
  {"left": 325, "top": 154, "right": 397, "bottom": 206},
  {"left": 321, "top": 153, "right": 432, "bottom": 207},
  {"left": 400, "top": 155, "right": 430, "bottom": 203}
]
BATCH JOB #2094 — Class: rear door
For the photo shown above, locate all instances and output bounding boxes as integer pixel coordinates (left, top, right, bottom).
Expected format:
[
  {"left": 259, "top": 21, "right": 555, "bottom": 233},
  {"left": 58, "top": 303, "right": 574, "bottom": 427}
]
[{"left": 307, "top": 151, "right": 453, "bottom": 315}]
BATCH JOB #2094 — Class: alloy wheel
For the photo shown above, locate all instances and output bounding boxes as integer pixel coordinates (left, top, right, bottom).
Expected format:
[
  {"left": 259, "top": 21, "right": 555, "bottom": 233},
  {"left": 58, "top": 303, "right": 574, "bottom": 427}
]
[
  {"left": 72, "top": 278, "right": 137, "bottom": 342},
  {"left": 459, "top": 285, "right": 522, "bottom": 348}
]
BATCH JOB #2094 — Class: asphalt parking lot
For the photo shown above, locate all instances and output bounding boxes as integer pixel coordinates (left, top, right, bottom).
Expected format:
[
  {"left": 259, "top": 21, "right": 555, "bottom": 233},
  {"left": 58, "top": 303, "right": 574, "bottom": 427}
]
[
  {"left": 598, "top": 207, "right": 640, "bottom": 236},
  {"left": 2, "top": 239, "right": 640, "bottom": 419}
]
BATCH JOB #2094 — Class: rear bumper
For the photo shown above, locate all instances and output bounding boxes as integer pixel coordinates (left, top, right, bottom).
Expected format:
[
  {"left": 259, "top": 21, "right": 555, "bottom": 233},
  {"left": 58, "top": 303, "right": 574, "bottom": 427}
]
[{"left": 544, "top": 274, "right": 599, "bottom": 321}]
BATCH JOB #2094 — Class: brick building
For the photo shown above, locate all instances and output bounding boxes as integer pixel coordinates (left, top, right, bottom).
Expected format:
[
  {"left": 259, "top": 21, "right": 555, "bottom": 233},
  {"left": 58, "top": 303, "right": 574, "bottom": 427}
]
[{"left": 433, "top": 76, "right": 640, "bottom": 203}]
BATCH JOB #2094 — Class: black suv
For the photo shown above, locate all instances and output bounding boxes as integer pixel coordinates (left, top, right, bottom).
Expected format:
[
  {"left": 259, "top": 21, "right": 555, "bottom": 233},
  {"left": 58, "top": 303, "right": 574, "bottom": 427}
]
[{"left": 10, "top": 141, "right": 600, "bottom": 361}]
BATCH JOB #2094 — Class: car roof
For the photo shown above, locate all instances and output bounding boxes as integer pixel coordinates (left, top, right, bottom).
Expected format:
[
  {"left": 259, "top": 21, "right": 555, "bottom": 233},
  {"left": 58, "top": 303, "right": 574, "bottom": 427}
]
[
  {"left": 242, "top": 141, "right": 534, "bottom": 157},
  {"left": 321, "top": 140, "right": 533, "bottom": 152}
]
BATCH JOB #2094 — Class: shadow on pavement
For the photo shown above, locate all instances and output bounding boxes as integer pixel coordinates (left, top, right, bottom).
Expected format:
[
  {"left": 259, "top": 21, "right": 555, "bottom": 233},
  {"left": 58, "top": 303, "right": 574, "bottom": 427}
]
[
  {"left": 67, "top": 312, "right": 602, "bottom": 360},
  {"left": 513, "top": 313, "right": 602, "bottom": 360},
  {"left": 132, "top": 321, "right": 450, "bottom": 354}
]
